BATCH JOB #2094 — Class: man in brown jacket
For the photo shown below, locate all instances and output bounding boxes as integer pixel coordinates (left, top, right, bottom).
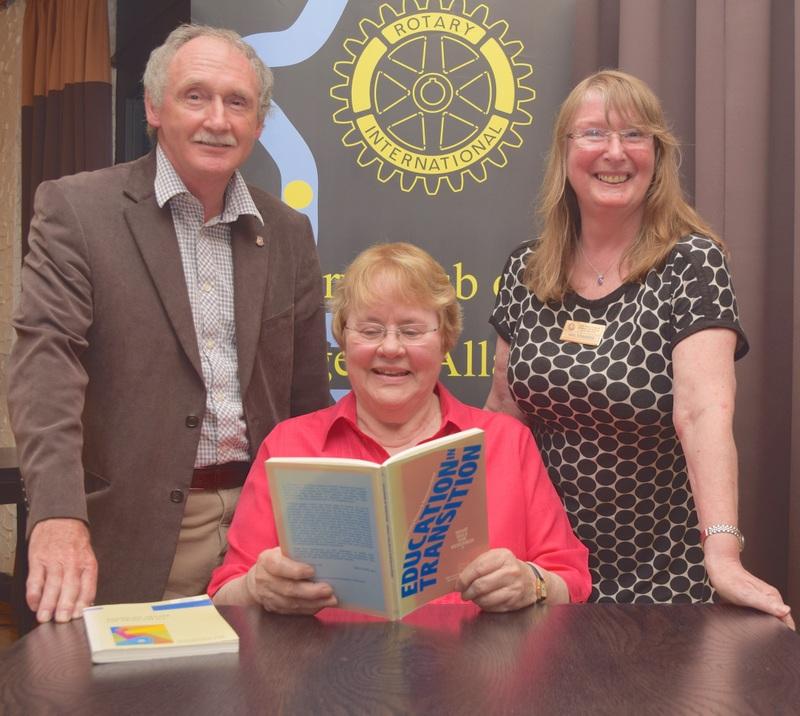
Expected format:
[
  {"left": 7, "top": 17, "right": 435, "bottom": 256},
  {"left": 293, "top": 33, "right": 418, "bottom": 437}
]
[{"left": 8, "top": 24, "right": 330, "bottom": 622}]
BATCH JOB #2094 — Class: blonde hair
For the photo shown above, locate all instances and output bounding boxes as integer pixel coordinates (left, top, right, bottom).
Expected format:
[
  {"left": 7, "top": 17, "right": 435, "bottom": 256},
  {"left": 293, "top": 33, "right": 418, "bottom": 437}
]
[
  {"left": 526, "top": 69, "right": 720, "bottom": 302},
  {"left": 330, "top": 242, "right": 463, "bottom": 353}
]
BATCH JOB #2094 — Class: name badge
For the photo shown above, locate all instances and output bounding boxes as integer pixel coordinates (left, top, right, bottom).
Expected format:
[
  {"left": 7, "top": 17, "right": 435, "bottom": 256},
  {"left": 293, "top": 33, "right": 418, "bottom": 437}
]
[{"left": 560, "top": 320, "right": 605, "bottom": 346}]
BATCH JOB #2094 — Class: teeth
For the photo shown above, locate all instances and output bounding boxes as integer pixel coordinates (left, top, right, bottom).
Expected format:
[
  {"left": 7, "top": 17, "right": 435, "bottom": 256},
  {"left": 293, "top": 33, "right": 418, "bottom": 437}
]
[{"left": 597, "top": 174, "right": 628, "bottom": 184}]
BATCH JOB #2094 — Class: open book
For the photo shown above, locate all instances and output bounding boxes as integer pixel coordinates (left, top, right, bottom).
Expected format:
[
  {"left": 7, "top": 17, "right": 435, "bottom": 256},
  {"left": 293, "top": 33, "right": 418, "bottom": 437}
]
[
  {"left": 266, "top": 427, "right": 488, "bottom": 620},
  {"left": 83, "top": 595, "right": 239, "bottom": 663}
]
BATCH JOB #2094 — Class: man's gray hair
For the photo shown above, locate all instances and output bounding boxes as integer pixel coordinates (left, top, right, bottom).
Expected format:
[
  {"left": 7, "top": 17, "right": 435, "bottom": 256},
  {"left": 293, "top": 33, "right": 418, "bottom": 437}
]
[{"left": 143, "top": 23, "right": 273, "bottom": 124}]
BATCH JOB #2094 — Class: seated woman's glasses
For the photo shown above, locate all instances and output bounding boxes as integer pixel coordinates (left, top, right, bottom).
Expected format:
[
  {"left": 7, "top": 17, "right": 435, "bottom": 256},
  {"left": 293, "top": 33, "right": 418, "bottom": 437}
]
[{"left": 345, "top": 323, "right": 438, "bottom": 345}]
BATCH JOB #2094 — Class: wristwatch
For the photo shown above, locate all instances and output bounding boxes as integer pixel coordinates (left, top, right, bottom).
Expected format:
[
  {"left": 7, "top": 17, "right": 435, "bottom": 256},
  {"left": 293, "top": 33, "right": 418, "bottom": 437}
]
[
  {"left": 527, "top": 562, "right": 547, "bottom": 603},
  {"left": 702, "top": 524, "right": 745, "bottom": 552}
]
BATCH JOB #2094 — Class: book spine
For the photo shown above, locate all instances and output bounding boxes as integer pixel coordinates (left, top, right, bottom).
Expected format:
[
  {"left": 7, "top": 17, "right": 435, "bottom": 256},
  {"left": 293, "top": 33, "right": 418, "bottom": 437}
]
[{"left": 380, "top": 467, "right": 399, "bottom": 620}]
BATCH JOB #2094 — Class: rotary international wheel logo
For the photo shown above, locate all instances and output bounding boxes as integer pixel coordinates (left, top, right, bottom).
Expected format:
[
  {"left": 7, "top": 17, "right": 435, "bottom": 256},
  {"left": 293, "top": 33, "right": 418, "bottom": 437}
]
[{"left": 330, "top": 0, "right": 535, "bottom": 195}]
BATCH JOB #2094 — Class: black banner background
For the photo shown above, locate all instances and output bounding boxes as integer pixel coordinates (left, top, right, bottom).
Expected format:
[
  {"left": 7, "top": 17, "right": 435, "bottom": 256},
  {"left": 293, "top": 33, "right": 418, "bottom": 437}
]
[{"left": 192, "top": 0, "right": 577, "bottom": 405}]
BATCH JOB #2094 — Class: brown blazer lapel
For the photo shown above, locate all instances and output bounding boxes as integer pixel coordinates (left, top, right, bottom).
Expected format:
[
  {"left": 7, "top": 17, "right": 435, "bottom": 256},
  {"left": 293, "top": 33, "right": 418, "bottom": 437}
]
[
  {"left": 122, "top": 155, "right": 203, "bottom": 378},
  {"left": 231, "top": 214, "right": 269, "bottom": 397}
]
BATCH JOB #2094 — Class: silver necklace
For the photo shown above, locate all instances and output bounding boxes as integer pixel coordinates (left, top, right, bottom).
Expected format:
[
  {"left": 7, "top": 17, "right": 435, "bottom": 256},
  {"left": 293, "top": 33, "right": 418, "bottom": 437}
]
[{"left": 578, "top": 243, "right": 618, "bottom": 286}]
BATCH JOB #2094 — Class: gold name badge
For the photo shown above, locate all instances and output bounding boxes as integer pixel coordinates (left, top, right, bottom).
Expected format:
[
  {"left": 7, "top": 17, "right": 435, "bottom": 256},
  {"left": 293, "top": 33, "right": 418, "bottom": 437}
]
[{"left": 560, "top": 320, "right": 606, "bottom": 346}]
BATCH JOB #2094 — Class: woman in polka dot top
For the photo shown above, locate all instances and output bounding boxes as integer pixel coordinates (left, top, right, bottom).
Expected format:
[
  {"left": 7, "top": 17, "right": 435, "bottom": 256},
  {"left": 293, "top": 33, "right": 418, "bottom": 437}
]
[{"left": 486, "top": 70, "right": 793, "bottom": 628}]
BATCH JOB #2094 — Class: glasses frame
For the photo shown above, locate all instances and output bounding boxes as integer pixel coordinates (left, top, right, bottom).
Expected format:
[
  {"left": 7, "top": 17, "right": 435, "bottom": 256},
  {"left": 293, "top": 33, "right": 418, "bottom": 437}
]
[
  {"left": 344, "top": 323, "right": 439, "bottom": 346},
  {"left": 567, "top": 127, "right": 653, "bottom": 147}
]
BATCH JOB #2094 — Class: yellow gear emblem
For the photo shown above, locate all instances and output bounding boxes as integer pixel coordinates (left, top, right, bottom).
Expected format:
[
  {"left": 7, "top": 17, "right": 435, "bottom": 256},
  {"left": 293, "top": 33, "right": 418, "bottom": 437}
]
[{"left": 331, "top": 0, "right": 535, "bottom": 195}]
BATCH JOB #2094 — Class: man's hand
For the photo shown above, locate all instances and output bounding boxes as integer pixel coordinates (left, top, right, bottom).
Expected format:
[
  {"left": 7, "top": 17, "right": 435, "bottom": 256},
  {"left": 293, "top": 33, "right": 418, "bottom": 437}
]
[
  {"left": 27, "top": 518, "right": 98, "bottom": 623},
  {"left": 245, "top": 547, "right": 337, "bottom": 615}
]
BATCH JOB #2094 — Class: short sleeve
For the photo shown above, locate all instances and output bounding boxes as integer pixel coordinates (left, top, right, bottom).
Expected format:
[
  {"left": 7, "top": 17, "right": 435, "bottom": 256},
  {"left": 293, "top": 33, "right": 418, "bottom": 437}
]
[
  {"left": 669, "top": 236, "right": 749, "bottom": 360},
  {"left": 489, "top": 241, "right": 535, "bottom": 344}
]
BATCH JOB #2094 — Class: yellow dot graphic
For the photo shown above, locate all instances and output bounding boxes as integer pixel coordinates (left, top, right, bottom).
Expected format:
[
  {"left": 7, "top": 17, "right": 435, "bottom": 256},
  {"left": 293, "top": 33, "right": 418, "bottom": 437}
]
[{"left": 283, "top": 180, "right": 313, "bottom": 209}]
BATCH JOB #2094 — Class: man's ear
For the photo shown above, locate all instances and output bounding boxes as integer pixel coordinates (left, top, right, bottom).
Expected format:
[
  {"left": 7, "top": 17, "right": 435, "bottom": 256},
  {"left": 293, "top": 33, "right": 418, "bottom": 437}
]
[{"left": 144, "top": 91, "right": 161, "bottom": 129}]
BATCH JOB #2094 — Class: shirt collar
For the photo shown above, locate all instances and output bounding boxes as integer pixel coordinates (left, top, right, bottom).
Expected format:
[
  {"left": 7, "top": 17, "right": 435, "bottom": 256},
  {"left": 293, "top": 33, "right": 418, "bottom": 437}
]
[
  {"left": 153, "top": 145, "right": 263, "bottom": 226},
  {"left": 322, "top": 382, "right": 468, "bottom": 451}
]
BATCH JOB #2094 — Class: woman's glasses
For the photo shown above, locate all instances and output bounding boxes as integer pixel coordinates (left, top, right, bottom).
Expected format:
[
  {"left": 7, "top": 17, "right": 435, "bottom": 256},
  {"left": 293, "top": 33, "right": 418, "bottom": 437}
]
[
  {"left": 345, "top": 323, "right": 438, "bottom": 345},
  {"left": 568, "top": 128, "right": 653, "bottom": 147}
]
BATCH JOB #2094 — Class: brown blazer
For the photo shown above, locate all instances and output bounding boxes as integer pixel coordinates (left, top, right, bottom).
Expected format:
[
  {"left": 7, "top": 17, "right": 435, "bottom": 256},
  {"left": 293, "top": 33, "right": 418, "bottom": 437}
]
[{"left": 8, "top": 152, "right": 331, "bottom": 603}]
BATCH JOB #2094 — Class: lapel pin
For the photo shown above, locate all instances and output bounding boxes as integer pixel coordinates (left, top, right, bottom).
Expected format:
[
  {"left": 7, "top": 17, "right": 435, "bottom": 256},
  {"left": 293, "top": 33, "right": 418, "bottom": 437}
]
[{"left": 256, "top": 236, "right": 265, "bottom": 247}]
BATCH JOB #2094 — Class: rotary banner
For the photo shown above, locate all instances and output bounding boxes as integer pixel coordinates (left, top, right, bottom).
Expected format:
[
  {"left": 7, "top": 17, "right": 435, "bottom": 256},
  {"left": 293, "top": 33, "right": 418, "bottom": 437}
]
[{"left": 192, "top": 0, "right": 575, "bottom": 404}]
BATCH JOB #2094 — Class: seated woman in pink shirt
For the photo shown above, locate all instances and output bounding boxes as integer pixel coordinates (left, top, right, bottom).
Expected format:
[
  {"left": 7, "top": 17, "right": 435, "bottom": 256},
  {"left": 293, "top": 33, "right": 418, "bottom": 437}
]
[{"left": 209, "top": 242, "right": 590, "bottom": 614}]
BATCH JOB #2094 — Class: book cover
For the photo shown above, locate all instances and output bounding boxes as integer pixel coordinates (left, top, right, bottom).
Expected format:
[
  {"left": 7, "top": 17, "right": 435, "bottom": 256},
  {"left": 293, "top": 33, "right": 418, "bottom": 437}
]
[
  {"left": 266, "top": 427, "right": 488, "bottom": 619},
  {"left": 83, "top": 595, "right": 239, "bottom": 663}
]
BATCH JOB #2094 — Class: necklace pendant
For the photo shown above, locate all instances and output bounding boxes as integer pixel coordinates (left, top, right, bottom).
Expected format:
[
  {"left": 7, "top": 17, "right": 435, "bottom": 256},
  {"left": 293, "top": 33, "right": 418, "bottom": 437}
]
[{"left": 597, "top": 275, "right": 605, "bottom": 286}]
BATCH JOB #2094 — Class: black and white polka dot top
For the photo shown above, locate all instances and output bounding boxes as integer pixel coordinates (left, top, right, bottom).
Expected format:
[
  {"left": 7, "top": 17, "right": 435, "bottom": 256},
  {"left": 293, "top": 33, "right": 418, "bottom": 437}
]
[{"left": 490, "top": 235, "right": 748, "bottom": 603}]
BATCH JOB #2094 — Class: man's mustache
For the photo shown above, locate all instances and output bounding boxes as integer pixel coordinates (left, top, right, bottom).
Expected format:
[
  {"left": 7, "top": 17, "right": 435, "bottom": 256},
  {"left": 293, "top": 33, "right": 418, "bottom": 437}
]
[{"left": 191, "top": 132, "right": 237, "bottom": 147}]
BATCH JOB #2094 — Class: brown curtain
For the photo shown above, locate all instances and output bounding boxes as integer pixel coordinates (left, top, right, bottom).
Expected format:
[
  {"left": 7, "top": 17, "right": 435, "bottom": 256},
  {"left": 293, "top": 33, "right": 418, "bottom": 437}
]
[
  {"left": 574, "top": 0, "right": 799, "bottom": 612},
  {"left": 21, "top": 0, "right": 112, "bottom": 256},
  {"left": 793, "top": 0, "right": 800, "bottom": 624}
]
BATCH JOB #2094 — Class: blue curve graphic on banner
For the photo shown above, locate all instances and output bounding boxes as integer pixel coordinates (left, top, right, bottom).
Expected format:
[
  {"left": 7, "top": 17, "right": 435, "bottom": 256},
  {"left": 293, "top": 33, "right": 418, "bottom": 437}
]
[
  {"left": 245, "top": 0, "right": 348, "bottom": 68},
  {"left": 246, "top": 0, "right": 349, "bottom": 393},
  {"left": 258, "top": 102, "right": 320, "bottom": 240},
  {"left": 245, "top": 0, "right": 347, "bottom": 244}
]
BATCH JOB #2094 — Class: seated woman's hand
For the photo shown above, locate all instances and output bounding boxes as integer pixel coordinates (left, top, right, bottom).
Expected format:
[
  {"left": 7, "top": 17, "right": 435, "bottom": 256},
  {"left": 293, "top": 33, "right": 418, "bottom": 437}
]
[
  {"left": 245, "top": 547, "right": 338, "bottom": 615},
  {"left": 457, "top": 548, "right": 539, "bottom": 612}
]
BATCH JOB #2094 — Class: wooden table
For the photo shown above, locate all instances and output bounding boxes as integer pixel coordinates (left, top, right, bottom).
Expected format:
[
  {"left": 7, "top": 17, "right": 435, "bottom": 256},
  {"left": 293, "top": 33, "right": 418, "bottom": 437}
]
[{"left": 1, "top": 603, "right": 798, "bottom": 714}]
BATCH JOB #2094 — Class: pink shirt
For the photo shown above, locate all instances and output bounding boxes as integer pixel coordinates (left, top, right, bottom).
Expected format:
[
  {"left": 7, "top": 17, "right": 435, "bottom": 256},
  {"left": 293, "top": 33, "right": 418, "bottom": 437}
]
[{"left": 208, "top": 384, "right": 591, "bottom": 603}]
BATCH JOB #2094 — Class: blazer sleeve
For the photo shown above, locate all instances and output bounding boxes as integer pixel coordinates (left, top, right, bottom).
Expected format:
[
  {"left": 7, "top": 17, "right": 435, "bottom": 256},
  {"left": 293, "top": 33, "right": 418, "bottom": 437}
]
[
  {"left": 289, "top": 215, "right": 332, "bottom": 416},
  {"left": 8, "top": 179, "right": 94, "bottom": 532}
]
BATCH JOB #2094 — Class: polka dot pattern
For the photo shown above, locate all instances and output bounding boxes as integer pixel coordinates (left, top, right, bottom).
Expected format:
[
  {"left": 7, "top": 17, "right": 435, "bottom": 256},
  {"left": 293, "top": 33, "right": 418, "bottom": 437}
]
[{"left": 491, "top": 235, "right": 748, "bottom": 603}]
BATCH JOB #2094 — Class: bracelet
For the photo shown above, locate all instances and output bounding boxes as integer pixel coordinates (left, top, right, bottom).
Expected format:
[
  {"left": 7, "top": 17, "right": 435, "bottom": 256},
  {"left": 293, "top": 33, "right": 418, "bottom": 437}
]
[
  {"left": 702, "top": 524, "right": 745, "bottom": 552},
  {"left": 526, "top": 562, "right": 548, "bottom": 603}
]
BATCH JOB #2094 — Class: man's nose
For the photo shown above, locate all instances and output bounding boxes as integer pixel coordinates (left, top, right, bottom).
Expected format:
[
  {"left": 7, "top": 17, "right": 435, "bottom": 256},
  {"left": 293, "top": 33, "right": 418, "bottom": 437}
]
[{"left": 204, "top": 96, "right": 229, "bottom": 129}]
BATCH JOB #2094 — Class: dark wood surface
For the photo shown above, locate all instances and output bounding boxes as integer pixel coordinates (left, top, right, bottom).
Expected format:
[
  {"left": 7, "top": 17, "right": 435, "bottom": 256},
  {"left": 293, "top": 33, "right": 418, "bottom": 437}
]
[{"left": 1, "top": 603, "right": 798, "bottom": 714}]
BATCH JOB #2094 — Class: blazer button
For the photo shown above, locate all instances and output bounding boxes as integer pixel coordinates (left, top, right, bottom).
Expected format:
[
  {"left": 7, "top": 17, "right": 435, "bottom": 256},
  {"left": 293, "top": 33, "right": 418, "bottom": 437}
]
[
  {"left": 170, "top": 489, "right": 184, "bottom": 503},
  {"left": 185, "top": 415, "right": 200, "bottom": 428}
]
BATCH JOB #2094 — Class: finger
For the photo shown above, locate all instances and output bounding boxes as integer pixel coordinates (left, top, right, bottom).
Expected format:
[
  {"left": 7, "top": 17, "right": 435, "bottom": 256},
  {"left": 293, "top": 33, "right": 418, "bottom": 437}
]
[
  {"left": 745, "top": 584, "right": 792, "bottom": 619},
  {"left": 282, "top": 594, "right": 338, "bottom": 615},
  {"left": 251, "top": 563, "right": 335, "bottom": 610},
  {"left": 781, "top": 612, "right": 795, "bottom": 631},
  {"left": 471, "top": 589, "right": 518, "bottom": 612},
  {"left": 36, "top": 565, "right": 65, "bottom": 623},
  {"left": 72, "top": 562, "right": 98, "bottom": 619},
  {"left": 54, "top": 568, "right": 81, "bottom": 623},
  {"left": 461, "top": 568, "right": 511, "bottom": 602},
  {"left": 263, "top": 584, "right": 337, "bottom": 615},
  {"left": 274, "top": 576, "right": 334, "bottom": 602},
  {"left": 457, "top": 550, "right": 507, "bottom": 592},
  {"left": 261, "top": 548, "right": 315, "bottom": 580},
  {"left": 461, "top": 559, "right": 522, "bottom": 602},
  {"left": 25, "top": 562, "right": 46, "bottom": 612},
  {"left": 763, "top": 597, "right": 793, "bottom": 622},
  {"left": 728, "top": 581, "right": 792, "bottom": 622}
]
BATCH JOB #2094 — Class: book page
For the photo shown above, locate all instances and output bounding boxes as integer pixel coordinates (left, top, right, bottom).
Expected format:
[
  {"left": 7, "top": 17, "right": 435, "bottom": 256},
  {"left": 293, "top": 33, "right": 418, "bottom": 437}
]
[{"left": 269, "top": 465, "right": 390, "bottom": 615}]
